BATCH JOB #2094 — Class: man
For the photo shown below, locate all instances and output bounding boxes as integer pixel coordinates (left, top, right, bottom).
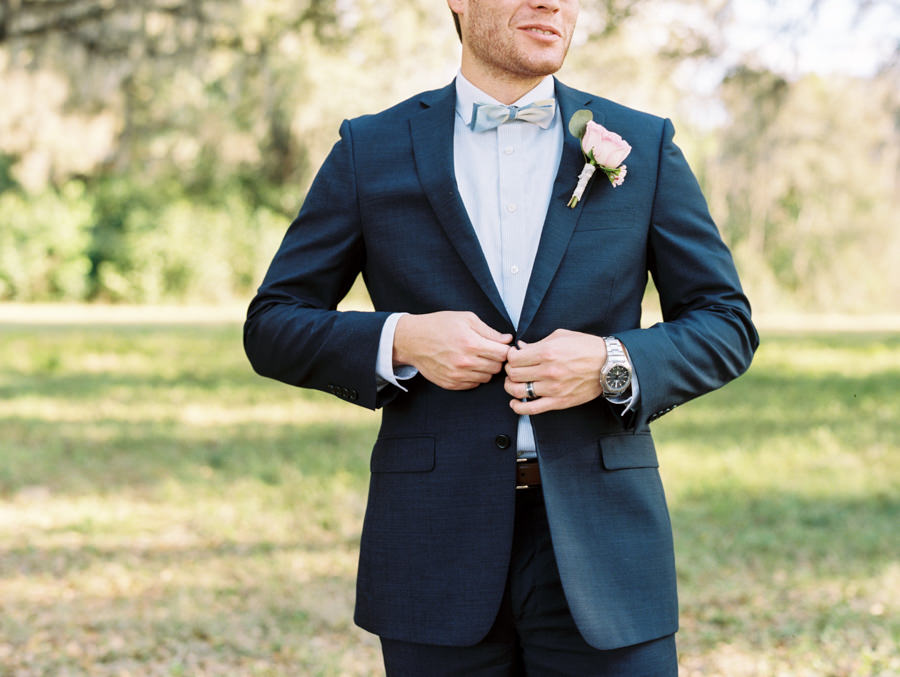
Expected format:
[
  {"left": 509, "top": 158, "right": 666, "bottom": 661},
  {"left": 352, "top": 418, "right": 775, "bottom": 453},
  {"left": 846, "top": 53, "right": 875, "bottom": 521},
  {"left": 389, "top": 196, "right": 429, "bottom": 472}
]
[{"left": 244, "top": 0, "right": 758, "bottom": 673}]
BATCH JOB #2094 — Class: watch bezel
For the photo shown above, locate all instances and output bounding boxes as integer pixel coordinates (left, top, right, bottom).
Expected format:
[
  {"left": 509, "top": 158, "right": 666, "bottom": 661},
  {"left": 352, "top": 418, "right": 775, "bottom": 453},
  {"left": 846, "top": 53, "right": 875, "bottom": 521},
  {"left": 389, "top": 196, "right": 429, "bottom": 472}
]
[
  {"left": 601, "top": 336, "right": 632, "bottom": 396},
  {"left": 605, "top": 364, "right": 631, "bottom": 392}
]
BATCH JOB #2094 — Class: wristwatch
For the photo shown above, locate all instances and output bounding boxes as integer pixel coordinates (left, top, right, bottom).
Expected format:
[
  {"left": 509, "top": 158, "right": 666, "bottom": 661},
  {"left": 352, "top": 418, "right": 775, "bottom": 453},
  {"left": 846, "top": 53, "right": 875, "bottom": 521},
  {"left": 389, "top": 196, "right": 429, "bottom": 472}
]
[{"left": 600, "top": 337, "right": 632, "bottom": 397}]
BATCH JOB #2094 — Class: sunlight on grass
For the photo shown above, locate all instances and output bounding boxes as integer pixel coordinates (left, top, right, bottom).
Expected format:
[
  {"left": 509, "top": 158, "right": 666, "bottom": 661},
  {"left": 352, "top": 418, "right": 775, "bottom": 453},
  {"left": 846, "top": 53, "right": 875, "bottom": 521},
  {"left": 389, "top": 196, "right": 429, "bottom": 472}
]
[{"left": 1, "top": 322, "right": 897, "bottom": 675}]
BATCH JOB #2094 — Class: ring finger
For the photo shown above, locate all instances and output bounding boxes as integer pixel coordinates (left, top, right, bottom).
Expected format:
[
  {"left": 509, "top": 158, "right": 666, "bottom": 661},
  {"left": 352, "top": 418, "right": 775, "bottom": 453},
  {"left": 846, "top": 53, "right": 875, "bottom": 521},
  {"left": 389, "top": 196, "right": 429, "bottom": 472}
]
[{"left": 505, "top": 377, "right": 541, "bottom": 400}]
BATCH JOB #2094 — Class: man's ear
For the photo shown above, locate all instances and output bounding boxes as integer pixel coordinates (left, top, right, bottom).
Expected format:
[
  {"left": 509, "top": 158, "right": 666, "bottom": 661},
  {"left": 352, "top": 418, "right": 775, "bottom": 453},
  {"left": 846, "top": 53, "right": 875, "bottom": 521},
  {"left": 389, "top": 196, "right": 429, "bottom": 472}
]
[
  {"left": 447, "top": 0, "right": 465, "bottom": 16},
  {"left": 448, "top": 0, "right": 465, "bottom": 42}
]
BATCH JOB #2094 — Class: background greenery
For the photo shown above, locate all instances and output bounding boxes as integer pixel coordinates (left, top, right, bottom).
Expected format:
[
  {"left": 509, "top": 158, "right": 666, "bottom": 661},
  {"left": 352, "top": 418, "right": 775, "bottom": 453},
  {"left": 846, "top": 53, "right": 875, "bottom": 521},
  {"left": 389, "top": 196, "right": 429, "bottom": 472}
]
[
  {"left": 1, "top": 317, "right": 897, "bottom": 675},
  {"left": 0, "top": 0, "right": 898, "bottom": 311}
]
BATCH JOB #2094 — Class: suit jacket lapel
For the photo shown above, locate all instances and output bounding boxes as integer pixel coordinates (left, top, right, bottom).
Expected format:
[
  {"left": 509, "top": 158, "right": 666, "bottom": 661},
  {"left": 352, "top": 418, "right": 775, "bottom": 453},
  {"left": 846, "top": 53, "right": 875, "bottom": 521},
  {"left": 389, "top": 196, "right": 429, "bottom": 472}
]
[
  {"left": 516, "top": 81, "right": 604, "bottom": 337},
  {"left": 410, "top": 83, "right": 513, "bottom": 327}
]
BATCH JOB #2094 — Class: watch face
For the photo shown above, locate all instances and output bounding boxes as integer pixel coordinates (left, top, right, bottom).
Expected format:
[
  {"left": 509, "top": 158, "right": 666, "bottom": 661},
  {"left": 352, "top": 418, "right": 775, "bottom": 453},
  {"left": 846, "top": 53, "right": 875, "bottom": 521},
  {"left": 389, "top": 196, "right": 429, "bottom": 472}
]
[{"left": 606, "top": 365, "right": 630, "bottom": 391}]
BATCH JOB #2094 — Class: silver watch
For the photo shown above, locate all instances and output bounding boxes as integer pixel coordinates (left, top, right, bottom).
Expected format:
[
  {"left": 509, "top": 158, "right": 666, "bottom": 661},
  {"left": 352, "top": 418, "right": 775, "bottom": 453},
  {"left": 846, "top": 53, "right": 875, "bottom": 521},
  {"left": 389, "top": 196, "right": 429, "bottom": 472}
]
[{"left": 601, "top": 337, "right": 632, "bottom": 397}]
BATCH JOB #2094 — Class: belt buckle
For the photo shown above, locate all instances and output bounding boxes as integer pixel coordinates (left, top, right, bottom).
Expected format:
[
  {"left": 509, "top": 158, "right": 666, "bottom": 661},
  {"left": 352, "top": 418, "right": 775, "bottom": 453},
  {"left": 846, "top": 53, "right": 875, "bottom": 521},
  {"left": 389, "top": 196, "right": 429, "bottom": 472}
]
[{"left": 516, "top": 458, "right": 540, "bottom": 490}]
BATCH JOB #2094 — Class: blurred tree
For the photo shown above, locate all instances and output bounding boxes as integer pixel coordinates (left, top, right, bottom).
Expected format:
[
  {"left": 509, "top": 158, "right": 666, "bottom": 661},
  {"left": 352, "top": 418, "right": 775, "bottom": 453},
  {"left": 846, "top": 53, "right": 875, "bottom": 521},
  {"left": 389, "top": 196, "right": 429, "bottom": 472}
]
[
  {"left": 0, "top": 0, "right": 357, "bottom": 298},
  {"left": 709, "top": 65, "right": 900, "bottom": 310},
  {"left": 0, "top": 181, "right": 92, "bottom": 299}
]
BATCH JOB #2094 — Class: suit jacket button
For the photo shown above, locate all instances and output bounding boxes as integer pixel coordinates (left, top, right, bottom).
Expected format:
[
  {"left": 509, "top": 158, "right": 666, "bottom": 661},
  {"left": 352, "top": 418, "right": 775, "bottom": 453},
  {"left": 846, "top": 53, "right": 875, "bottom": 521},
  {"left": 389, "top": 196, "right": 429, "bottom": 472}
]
[{"left": 494, "top": 434, "right": 512, "bottom": 450}]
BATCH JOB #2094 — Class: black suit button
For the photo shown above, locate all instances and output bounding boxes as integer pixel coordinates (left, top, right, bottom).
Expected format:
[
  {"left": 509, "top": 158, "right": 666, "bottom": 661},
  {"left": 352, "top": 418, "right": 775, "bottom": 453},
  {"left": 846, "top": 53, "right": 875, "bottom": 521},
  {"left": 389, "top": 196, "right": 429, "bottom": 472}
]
[
  {"left": 494, "top": 434, "right": 512, "bottom": 450},
  {"left": 348, "top": 390, "right": 359, "bottom": 402}
]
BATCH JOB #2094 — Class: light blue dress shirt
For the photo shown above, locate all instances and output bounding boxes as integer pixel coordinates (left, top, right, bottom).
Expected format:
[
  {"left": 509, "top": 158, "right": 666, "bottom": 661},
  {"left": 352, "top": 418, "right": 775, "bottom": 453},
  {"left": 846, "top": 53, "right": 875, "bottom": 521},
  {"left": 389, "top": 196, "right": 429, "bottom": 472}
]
[{"left": 375, "top": 73, "right": 635, "bottom": 456}]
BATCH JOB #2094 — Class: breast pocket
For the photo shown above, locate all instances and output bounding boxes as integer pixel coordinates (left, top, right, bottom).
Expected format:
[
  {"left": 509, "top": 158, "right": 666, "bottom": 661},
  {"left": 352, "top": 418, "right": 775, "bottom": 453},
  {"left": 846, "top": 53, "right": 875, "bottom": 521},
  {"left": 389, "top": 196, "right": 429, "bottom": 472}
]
[{"left": 575, "top": 203, "right": 645, "bottom": 231}]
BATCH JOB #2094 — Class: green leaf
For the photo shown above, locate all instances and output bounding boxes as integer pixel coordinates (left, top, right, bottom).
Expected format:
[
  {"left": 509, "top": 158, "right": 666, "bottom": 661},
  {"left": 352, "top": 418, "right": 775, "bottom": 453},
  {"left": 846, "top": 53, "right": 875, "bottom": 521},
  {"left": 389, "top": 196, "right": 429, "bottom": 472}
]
[{"left": 568, "top": 109, "right": 593, "bottom": 140}]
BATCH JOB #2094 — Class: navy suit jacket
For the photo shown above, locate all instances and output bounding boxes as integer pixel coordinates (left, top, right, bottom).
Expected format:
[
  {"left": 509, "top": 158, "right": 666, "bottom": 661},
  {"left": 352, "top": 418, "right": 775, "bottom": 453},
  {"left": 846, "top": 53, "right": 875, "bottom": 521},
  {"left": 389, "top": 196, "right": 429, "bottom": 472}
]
[{"left": 244, "top": 79, "right": 758, "bottom": 650}]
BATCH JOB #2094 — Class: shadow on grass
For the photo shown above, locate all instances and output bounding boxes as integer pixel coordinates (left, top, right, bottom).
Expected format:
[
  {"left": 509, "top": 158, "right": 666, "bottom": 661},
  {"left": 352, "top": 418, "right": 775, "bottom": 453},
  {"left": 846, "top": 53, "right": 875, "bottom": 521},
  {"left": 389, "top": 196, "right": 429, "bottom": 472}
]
[
  {"left": 0, "top": 368, "right": 252, "bottom": 398},
  {"left": 653, "top": 368, "right": 899, "bottom": 450},
  {"left": 671, "top": 489, "right": 900, "bottom": 580},
  {"left": 0, "top": 417, "right": 379, "bottom": 495}
]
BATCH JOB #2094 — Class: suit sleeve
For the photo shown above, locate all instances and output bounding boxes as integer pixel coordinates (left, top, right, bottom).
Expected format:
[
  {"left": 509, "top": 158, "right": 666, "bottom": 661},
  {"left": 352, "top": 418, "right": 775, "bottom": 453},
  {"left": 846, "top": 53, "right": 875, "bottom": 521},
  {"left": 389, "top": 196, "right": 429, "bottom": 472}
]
[
  {"left": 615, "top": 118, "right": 759, "bottom": 428},
  {"left": 243, "top": 119, "right": 395, "bottom": 410}
]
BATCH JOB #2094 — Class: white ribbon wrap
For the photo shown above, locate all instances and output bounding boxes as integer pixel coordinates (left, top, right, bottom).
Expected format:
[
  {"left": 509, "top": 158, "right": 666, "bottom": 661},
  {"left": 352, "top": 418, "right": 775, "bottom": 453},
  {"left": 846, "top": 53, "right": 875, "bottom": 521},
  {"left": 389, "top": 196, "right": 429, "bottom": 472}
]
[{"left": 567, "top": 162, "right": 597, "bottom": 208}]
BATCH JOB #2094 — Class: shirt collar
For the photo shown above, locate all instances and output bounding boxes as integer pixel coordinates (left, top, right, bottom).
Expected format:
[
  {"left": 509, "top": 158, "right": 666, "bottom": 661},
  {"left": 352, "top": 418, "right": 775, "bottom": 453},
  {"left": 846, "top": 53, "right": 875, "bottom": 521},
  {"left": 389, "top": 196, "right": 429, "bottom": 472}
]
[{"left": 455, "top": 71, "right": 556, "bottom": 126}]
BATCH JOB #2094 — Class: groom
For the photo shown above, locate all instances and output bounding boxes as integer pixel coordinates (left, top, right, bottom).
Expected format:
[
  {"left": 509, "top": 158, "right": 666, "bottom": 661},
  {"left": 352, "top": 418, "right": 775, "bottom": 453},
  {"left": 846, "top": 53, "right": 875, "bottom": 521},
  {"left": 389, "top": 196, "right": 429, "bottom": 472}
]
[{"left": 245, "top": 0, "right": 758, "bottom": 673}]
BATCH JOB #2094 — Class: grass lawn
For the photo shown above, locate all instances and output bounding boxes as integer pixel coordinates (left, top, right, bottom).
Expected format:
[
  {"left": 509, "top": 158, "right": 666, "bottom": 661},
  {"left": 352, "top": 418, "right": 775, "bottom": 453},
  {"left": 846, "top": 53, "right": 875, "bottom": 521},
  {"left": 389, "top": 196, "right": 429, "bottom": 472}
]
[{"left": 0, "top": 315, "right": 897, "bottom": 676}]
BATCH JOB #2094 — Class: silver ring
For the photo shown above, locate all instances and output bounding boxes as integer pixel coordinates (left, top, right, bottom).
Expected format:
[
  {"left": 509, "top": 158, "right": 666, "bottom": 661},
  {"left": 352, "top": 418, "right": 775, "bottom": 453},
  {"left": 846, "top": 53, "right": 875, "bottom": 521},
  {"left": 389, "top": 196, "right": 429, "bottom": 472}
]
[{"left": 525, "top": 381, "right": 537, "bottom": 400}]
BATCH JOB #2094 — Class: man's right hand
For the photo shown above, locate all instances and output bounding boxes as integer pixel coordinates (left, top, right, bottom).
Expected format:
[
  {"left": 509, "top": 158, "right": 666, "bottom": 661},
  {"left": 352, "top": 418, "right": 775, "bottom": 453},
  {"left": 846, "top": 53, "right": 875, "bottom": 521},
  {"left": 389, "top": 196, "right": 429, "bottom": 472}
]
[{"left": 393, "top": 312, "right": 513, "bottom": 390}]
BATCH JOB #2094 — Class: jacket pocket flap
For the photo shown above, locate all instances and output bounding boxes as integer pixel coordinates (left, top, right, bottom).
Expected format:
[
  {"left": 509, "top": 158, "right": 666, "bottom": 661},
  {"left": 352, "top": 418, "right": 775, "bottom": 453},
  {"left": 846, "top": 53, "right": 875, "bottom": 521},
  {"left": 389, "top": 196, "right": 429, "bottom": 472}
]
[
  {"left": 371, "top": 435, "right": 435, "bottom": 473},
  {"left": 599, "top": 433, "right": 659, "bottom": 470}
]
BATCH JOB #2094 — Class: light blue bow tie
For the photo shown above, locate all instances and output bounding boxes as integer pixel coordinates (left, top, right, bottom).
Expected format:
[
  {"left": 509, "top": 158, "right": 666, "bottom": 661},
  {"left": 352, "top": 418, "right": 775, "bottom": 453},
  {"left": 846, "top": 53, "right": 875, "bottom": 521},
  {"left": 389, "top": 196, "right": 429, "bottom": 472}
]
[{"left": 470, "top": 99, "right": 556, "bottom": 132}]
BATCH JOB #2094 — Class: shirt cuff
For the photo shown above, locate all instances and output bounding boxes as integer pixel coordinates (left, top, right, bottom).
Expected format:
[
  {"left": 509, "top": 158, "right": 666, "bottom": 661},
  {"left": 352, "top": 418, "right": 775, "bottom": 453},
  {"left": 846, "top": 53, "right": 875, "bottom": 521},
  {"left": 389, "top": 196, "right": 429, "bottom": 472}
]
[{"left": 376, "top": 312, "right": 418, "bottom": 391}]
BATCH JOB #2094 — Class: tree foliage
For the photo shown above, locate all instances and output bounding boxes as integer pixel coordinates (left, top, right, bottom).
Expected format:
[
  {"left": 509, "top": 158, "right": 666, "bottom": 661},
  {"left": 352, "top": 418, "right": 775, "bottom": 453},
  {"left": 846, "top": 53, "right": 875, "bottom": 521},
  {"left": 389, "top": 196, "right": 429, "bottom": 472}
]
[{"left": 0, "top": 0, "right": 897, "bottom": 310}]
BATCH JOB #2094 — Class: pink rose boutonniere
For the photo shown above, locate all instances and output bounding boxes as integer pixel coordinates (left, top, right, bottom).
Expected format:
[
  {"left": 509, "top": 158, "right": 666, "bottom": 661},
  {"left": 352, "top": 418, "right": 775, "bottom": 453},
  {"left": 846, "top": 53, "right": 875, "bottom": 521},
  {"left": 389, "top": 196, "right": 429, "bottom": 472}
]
[{"left": 566, "top": 110, "right": 631, "bottom": 208}]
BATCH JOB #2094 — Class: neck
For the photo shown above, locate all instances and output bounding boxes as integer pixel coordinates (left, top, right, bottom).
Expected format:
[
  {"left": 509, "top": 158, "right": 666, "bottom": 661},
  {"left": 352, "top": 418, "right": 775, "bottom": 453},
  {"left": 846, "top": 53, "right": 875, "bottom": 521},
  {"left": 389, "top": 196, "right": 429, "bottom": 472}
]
[{"left": 459, "top": 61, "right": 549, "bottom": 105}]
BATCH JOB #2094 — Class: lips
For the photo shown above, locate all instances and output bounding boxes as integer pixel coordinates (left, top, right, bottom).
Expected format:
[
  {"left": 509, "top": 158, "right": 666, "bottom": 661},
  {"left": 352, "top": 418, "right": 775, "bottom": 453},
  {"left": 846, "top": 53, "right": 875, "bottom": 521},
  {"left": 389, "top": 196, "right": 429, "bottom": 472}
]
[{"left": 519, "top": 24, "right": 561, "bottom": 38}]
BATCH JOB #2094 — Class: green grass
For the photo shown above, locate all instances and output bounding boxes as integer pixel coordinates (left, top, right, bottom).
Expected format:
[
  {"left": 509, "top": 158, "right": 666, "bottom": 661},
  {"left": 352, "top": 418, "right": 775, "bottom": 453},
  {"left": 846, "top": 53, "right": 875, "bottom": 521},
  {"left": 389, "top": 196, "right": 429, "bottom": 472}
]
[{"left": 1, "top": 321, "right": 898, "bottom": 676}]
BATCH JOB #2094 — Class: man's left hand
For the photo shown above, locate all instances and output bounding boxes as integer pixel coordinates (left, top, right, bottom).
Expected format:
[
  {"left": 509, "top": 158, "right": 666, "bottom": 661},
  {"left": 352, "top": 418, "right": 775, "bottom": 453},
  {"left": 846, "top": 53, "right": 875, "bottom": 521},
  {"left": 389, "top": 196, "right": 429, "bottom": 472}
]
[{"left": 505, "top": 329, "right": 607, "bottom": 415}]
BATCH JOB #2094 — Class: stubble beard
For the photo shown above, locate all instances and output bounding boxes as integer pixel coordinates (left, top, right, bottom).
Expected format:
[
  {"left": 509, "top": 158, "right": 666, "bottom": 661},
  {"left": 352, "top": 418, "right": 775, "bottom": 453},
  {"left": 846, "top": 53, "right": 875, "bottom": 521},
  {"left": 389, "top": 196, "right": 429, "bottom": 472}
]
[{"left": 466, "top": 21, "right": 570, "bottom": 85}]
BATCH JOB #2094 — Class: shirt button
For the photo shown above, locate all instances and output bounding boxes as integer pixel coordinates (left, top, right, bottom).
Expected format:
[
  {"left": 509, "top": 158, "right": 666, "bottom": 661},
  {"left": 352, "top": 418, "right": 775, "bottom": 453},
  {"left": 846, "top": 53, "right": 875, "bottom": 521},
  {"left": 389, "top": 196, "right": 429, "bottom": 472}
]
[
  {"left": 504, "top": 146, "right": 515, "bottom": 155},
  {"left": 510, "top": 265, "right": 519, "bottom": 274},
  {"left": 506, "top": 203, "right": 517, "bottom": 213}
]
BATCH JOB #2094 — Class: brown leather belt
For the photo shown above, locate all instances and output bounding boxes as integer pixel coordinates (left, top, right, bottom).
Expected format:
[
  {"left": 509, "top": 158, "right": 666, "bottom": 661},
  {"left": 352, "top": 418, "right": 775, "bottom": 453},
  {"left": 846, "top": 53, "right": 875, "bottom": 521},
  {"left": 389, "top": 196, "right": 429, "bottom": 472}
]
[{"left": 516, "top": 459, "right": 541, "bottom": 490}]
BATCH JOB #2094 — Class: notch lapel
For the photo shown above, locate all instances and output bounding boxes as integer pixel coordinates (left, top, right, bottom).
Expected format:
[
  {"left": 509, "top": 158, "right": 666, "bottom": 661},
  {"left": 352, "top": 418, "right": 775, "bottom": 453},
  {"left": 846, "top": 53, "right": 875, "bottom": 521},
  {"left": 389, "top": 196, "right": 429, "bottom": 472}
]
[
  {"left": 516, "top": 81, "right": 603, "bottom": 337},
  {"left": 409, "top": 84, "right": 513, "bottom": 327}
]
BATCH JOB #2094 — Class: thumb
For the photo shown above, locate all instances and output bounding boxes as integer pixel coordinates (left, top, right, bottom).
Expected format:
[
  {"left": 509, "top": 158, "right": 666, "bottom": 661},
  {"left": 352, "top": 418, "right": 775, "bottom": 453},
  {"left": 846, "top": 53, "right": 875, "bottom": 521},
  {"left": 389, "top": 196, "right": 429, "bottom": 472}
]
[{"left": 469, "top": 317, "right": 513, "bottom": 344}]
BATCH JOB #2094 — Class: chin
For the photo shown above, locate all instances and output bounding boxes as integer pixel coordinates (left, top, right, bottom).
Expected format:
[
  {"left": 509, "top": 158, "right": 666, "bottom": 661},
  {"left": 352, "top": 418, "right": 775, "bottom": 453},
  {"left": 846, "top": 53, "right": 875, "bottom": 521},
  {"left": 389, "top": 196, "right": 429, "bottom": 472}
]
[
  {"left": 520, "top": 57, "right": 566, "bottom": 77},
  {"left": 522, "top": 48, "right": 567, "bottom": 72}
]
